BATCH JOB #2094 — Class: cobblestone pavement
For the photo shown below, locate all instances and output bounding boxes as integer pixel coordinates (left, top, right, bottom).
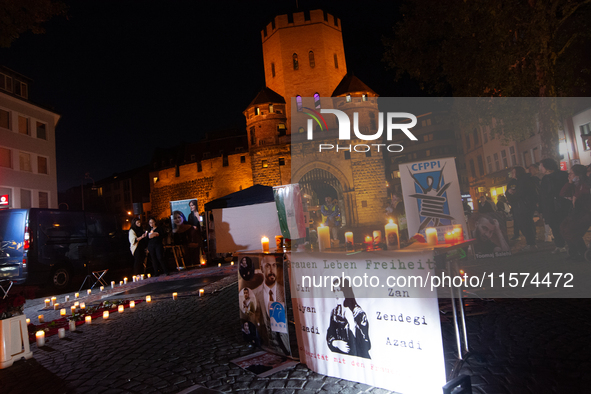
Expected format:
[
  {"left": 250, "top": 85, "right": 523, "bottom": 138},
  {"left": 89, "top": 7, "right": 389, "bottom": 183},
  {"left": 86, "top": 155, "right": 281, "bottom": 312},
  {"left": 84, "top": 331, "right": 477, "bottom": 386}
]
[{"left": 2, "top": 243, "right": 591, "bottom": 393}]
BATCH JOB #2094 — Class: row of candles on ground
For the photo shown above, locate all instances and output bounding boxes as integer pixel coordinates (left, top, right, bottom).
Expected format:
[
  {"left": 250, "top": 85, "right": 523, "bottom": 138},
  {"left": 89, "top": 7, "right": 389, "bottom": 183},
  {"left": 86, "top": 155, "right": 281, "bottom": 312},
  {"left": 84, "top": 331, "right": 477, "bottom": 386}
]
[
  {"left": 33, "top": 289, "right": 207, "bottom": 347},
  {"left": 425, "top": 225, "right": 465, "bottom": 246}
]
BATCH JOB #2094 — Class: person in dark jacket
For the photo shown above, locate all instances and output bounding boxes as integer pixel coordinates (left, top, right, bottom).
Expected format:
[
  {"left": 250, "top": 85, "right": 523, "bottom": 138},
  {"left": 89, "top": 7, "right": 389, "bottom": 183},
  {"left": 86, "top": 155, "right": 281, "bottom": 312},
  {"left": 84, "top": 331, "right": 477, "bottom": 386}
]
[
  {"left": 506, "top": 166, "right": 539, "bottom": 250},
  {"left": 538, "top": 158, "right": 570, "bottom": 253},
  {"left": 148, "top": 217, "right": 169, "bottom": 277},
  {"left": 559, "top": 165, "right": 591, "bottom": 261},
  {"left": 477, "top": 196, "right": 496, "bottom": 213}
]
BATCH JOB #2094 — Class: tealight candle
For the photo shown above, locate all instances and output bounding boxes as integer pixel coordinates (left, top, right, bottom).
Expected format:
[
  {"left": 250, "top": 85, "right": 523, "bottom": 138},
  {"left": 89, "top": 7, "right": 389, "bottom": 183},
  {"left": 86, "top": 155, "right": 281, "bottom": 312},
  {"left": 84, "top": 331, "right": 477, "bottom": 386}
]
[
  {"left": 100, "top": 286, "right": 104, "bottom": 292},
  {"left": 199, "top": 289, "right": 204, "bottom": 297},
  {"left": 426, "top": 228, "right": 438, "bottom": 246},
  {"left": 147, "top": 274, "right": 151, "bottom": 278},
  {"left": 51, "top": 297, "right": 56, "bottom": 305},
  {"left": 80, "top": 302, "right": 85, "bottom": 310},
  {"left": 111, "top": 281, "right": 115, "bottom": 289},
  {"left": 231, "top": 261, "right": 234, "bottom": 265},
  {"left": 69, "top": 320, "right": 76, "bottom": 331},
  {"left": 54, "top": 303, "right": 60, "bottom": 310},
  {"left": 60, "top": 308, "right": 66, "bottom": 317},
  {"left": 218, "top": 263, "right": 221, "bottom": 267},
  {"left": 129, "top": 301, "right": 135, "bottom": 308},
  {"left": 103, "top": 311, "right": 109, "bottom": 319},
  {"left": 133, "top": 276, "right": 136, "bottom": 282},
  {"left": 119, "top": 281, "right": 123, "bottom": 286},
  {"left": 345, "top": 231, "right": 354, "bottom": 245},
  {"left": 44, "top": 299, "right": 50, "bottom": 307},
  {"left": 26, "top": 318, "right": 30, "bottom": 325},
  {"left": 123, "top": 277, "right": 128, "bottom": 284},
  {"left": 453, "top": 224, "right": 464, "bottom": 243},
  {"left": 74, "top": 302, "right": 79, "bottom": 307},
  {"left": 146, "top": 295, "right": 151, "bottom": 303},
  {"left": 36, "top": 331, "right": 45, "bottom": 347},
  {"left": 172, "top": 292, "right": 178, "bottom": 300},
  {"left": 444, "top": 231, "right": 455, "bottom": 244},
  {"left": 261, "top": 236, "right": 269, "bottom": 252},
  {"left": 75, "top": 293, "right": 79, "bottom": 299},
  {"left": 87, "top": 289, "right": 92, "bottom": 295},
  {"left": 85, "top": 316, "right": 92, "bottom": 324},
  {"left": 364, "top": 235, "right": 374, "bottom": 251},
  {"left": 64, "top": 295, "right": 69, "bottom": 302},
  {"left": 141, "top": 274, "right": 145, "bottom": 280},
  {"left": 118, "top": 305, "right": 124, "bottom": 313},
  {"left": 58, "top": 328, "right": 65, "bottom": 339},
  {"left": 71, "top": 306, "right": 76, "bottom": 313},
  {"left": 38, "top": 314, "right": 44, "bottom": 323}
]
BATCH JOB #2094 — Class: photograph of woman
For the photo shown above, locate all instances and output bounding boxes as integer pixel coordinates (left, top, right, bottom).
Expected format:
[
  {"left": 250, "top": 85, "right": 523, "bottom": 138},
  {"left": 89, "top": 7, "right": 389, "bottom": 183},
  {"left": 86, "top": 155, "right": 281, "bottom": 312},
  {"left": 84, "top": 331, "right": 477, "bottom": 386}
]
[
  {"left": 326, "top": 279, "right": 371, "bottom": 359},
  {"left": 187, "top": 200, "right": 204, "bottom": 264},
  {"left": 129, "top": 218, "right": 148, "bottom": 276}
]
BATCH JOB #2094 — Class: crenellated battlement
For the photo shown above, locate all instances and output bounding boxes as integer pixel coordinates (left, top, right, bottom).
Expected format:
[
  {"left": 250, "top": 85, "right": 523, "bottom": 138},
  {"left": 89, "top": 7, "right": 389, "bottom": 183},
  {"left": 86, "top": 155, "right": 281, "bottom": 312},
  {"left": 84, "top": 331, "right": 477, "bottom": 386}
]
[{"left": 261, "top": 9, "right": 341, "bottom": 42}]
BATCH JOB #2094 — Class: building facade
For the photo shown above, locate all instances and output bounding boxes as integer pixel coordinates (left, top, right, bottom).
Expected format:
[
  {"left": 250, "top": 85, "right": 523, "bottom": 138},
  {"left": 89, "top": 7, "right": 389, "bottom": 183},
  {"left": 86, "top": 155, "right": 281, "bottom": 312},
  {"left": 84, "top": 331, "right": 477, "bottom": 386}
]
[{"left": 0, "top": 66, "right": 60, "bottom": 209}]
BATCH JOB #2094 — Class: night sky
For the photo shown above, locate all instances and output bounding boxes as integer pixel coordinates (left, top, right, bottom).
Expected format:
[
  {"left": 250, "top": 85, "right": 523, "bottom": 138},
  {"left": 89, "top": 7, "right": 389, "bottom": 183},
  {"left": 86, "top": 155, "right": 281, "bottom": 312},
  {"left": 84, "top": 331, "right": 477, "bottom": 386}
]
[{"left": 0, "top": 0, "right": 423, "bottom": 192}]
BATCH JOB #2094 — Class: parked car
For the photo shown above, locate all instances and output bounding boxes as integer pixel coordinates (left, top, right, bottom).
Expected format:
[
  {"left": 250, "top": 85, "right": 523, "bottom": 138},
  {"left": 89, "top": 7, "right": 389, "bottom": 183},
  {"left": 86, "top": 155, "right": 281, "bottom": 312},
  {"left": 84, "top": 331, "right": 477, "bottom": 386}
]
[{"left": 0, "top": 209, "right": 132, "bottom": 290}]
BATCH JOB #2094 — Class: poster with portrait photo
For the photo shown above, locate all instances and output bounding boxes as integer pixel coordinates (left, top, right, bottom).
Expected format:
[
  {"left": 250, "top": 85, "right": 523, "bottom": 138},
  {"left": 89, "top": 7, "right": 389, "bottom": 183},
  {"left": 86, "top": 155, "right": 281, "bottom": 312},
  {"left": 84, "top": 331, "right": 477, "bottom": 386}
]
[
  {"left": 237, "top": 253, "right": 291, "bottom": 356},
  {"left": 170, "top": 198, "right": 198, "bottom": 233},
  {"left": 468, "top": 211, "right": 511, "bottom": 258}
]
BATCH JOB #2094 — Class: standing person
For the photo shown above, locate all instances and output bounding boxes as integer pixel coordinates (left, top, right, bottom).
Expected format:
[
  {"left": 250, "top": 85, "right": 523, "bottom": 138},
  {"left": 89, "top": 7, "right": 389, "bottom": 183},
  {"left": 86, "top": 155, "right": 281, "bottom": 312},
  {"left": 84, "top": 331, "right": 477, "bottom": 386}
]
[
  {"left": 506, "top": 175, "right": 522, "bottom": 240},
  {"left": 506, "top": 166, "right": 538, "bottom": 251},
  {"left": 528, "top": 164, "right": 542, "bottom": 189},
  {"left": 496, "top": 195, "right": 511, "bottom": 217},
  {"left": 538, "top": 158, "right": 569, "bottom": 253},
  {"left": 321, "top": 196, "right": 341, "bottom": 242},
  {"left": 559, "top": 165, "right": 591, "bottom": 261},
  {"left": 477, "top": 196, "right": 495, "bottom": 213},
  {"left": 147, "top": 218, "right": 169, "bottom": 277},
  {"left": 129, "top": 218, "right": 148, "bottom": 276}
]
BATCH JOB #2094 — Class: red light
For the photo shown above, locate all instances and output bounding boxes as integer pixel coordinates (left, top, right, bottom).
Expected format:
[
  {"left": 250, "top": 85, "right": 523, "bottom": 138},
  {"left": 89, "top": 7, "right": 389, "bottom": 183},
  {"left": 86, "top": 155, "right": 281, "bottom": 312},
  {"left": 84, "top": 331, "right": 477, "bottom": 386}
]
[{"left": 24, "top": 225, "right": 30, "bottom": 250}]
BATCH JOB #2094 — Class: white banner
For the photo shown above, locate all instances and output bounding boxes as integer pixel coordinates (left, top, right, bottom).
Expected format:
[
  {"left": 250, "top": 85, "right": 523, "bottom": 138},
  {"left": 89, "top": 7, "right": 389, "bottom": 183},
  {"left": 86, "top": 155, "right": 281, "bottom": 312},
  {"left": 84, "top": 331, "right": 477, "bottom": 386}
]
[
  {"left": 288, "top": 250, "right": 446, "bottom": 394},
  {"left": 399, "top": 157, "right": 467, "bottom": 241}
]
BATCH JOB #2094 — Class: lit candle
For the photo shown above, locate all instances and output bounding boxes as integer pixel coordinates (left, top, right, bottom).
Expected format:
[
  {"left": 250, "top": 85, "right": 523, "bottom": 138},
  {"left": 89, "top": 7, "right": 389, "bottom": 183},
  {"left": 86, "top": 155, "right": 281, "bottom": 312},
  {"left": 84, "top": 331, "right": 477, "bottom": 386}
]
[
  {"left": 218, "top": 263, "right": 221, "bottom": 267},
  {"left": 54, "top": 303, "right": 60, "bottom": 310},
  {"left": 345, "top": 231, "right": 354, "bottom": 245},
  {"left": 26, "top": 318, "right": 30, "bottom": 325},
  {"left": 58, "top": 328, "right": 66, "bottom": 339},
  {"left": 364, "top": 235, "right": 374, "bottom": 251},
  {"left": 65, "top": 295, "right": 69, "bottom": 302},
  {"left": 261, "top": 236, "right": 269, "bottom": 252},
  {"left": 119, "top": 281, "right": 123, "bottom": 286},
  {"left": 385, "top": 220, "right": 400, "bottom": 250},
  {"left": 51, "top": 297, "right": 57, "bottom": 306},
  {"left": 111, "top": 281, "right": 115, "bottom": 289},
  {"left": 38, "top": 314, "right": 44, "bottom": 323},
  {"left": 80, "top": 302, "right": 85, "bottom": 310},
  {"left": 199, "top": 289, "right": 204, "bottom": 297},
  {"left": 35, "top": 331, "right": 45, "bottom": 347},
  {"left": 69, "top": 320, "right": 76, "bottom": 331},
  {"left": 444, "top": 231, "right": 455, "bottom": 244},
  {"left": 426, "top": 228, "right": 438, "bottom": 246},
  {"left": 44, "top": 299, "right": 50, "bottom": 307},
  {"left": 118, "top": 305, "right": 124, "bottom": 313},
  {"left": 100, "top": 286, "right": 104, "bottom": 292},
  {"left": 75, "top": 293, "right": 79, "bottom": 299},
  {"left": 74, "top": 302, "right": 79, "bottom": 307},
  {"left": 146, "top": 295, "right": 151, "bottom": 303},
  {"left": 231, "top": 261, "right": 234, "bottom": 265},
  {"left": 147, "top": 274, "right": 151, "bottom": 278},
  {"left": 87, "top": 289, "right": 91, "bottom": 295},
  {"left": 129, "top": 301, "right": 135, "bottom": 308},
  {"left": 103, "top": 311, "right": 109, "bottom": 319},
  {"left": 71, "top": 306, "right": 76, "bottom": 314},
  {"left": 172, "top": 292, "right": 178, "bottom": 300},
  {"left": 453, "top": 224, "right": 464, "bottom": 243},
  {"left": 124, "top": 277, "right": 128, "bottom": 284},
  {"left": 133, "top": 276, "right": 136, "bottom": 282},
  {"left": 317, "top": 225, "right": 331, "bottom": 251},
  {"left": 60, "top": 308, "right": 66, "bottom": 317},
  {"left": 85, "top": 316, "right": 92, "bottom": 324},
  {"left": 373, "top": 230, "right": 382, "bottom": 244},
  {"left": 141, "top": 274, "right": 145, "bottom": 280}
]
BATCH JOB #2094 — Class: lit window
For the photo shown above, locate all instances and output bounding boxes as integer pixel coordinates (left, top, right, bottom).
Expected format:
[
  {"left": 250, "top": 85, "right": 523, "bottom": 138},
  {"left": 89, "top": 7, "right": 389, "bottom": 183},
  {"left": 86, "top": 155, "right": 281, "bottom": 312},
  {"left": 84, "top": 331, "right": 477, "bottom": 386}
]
[
  {"left": 362, "top": 94, "right": 367, "bottom": 101},
  {"left": 255, "top": 107, "right": 260, "bottom": 116},
  {"left": 262, "top": 160, "right": 268, "bottom": 168},
  {"left": 314, "top": 93, "right": 320, "bottom": 109},
  {"left": 36, "top": 122, "right": 47, "bottom": 140},
  {"left": 38, "top": 156, "right": 48, "bottom": 174},
  {"left": 293, "top": 53, "right": 299, "bottom": 70},
  {"left": 18, "top": 116, "right": 29, "bottom": 135},
  {"left": 0, "top": 109, "right": 9, "bottom": 129},
  {"left": 296, "top": 96, "right": 303, "bottom": 112},
  {"left": 392, "top": 171, "right": 401, "bottom": 179},
  {"left": 346, "top": 94, "right": 351, "bottom": 103},
  {"left": 19, "top": 151, "right": 31, "bottom": 172},
  {"left": 277, "top": 123, "right": 286, "bottom": 136},
  {"left": 269, "top": 104, "right": 274, "bottom": 113},
  {"left": 309, "top": 51, "right": 315, "bottom": 68}
]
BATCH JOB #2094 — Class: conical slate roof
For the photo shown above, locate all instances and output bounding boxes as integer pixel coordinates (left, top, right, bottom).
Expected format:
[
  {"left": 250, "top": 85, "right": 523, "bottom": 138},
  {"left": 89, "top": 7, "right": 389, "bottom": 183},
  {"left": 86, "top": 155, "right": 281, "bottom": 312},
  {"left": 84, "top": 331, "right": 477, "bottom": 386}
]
[
  {"left": 331, "top": 73, "right": 377, "bottom": 97},
  {"left": 247, "top": 86, "right": 286, "bottom": 107}
]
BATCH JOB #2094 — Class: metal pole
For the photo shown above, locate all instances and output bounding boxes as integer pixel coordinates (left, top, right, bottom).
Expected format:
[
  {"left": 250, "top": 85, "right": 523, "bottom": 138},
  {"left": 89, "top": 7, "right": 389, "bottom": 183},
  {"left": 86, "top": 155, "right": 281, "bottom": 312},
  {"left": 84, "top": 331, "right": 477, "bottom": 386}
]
[{"left": 447, "top": 259, "right": 463, "bottom": 360}]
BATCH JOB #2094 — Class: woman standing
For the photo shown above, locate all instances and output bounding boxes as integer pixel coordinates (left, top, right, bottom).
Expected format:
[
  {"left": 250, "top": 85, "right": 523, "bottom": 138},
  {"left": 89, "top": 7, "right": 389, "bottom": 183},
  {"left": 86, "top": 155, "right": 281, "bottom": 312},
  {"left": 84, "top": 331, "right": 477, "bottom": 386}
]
[
  {"left": 506, "top": 166, "right": 539, "bottom": 251},
  {"left": 187, "top": 200, "right": 203, "bottom": 265},
  {"left": 148, "top": 218, "right": 169, "bottom": 277},
  {"left": 129, "top": 218, "right": 148, "bottom": 276},
  {"left": 538, "top": 158, "right": 570, "bottom": 253}
]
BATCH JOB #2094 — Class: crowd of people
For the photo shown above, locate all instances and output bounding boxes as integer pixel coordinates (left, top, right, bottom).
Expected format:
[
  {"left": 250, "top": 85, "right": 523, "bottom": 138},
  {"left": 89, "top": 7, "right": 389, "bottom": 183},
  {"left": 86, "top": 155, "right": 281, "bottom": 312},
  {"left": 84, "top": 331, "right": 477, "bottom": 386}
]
[{"left": 476, "top": 159, "right": 591, "bottom": 261}]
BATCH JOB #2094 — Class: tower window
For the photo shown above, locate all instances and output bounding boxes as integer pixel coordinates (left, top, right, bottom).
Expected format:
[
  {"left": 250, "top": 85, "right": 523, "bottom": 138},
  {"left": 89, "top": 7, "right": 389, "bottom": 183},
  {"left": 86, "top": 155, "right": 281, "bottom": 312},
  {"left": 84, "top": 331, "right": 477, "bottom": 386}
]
[
  {"left": 344, "top": 151, "right": 351, "bottom": 160},
  {"left": 223, "top": 155, "right": 229, "bottom": 167},
  {"left": 277, "top": 123, "right": 286, "bottom": 136},
  {"left": 296, "top": 95, "right": 303, "bottom": 112},
  {"left": 346, "top": 94, "right": 351, "bottom": 103},
  {"left": 362, "top": 94, "right": 367, "bottom": 101},
  {"left": 269, "top": 104, "right": 274, "bottom": 113},
  {"left": 279, "top": 158, "right": 285, "bottom": 166},
  {"left": 250, "top": 126, "right": 255, "bottom": 145},
  {"left": 241, "top": 155, "right": 246, "bottom": 163},
  {"left": 293, "top": 53, "right": 299, "bottom": 70},
  {"left": 309, "top": 51, "right": 315, "bottom": 68},
  {"left": 314, "top": 93, "right": 320, "bottom": 109},
  {"left": 262, "top": 160, "right": 268, "bottom": 168},
  {"left": 271, "top": 62, "right": 275, "bottom": 78},
  {"left": 334, "top": 54, "right": 338, "bottom": 69},
  {"left": 255, "top": 107, "right": 260, "bottom": 116}
]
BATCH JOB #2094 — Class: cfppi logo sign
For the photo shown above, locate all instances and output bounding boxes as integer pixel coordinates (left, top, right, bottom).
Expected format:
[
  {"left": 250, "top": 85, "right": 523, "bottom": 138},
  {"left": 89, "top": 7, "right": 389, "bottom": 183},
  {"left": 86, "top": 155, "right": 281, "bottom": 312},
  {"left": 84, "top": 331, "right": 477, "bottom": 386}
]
[{"left": 305, "top": 109, "right": 418, "bottom": 141}]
